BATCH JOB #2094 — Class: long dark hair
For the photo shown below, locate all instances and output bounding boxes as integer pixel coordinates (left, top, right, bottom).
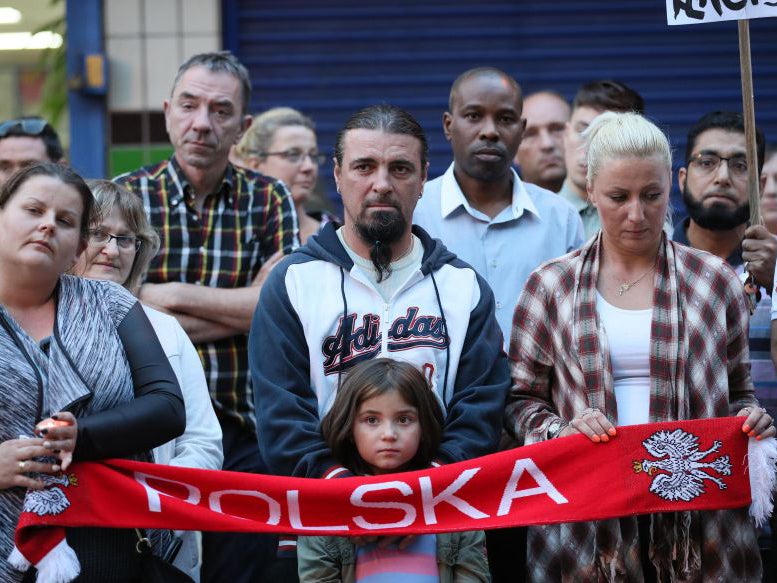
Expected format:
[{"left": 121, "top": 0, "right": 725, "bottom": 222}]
[{"left": 321, "top": 358, "right": 444, "bottom": 476}]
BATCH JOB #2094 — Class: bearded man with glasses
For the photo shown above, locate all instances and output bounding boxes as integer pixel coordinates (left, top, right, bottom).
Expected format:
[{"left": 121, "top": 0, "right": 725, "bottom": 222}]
[
  {"left": 0, "top": 117, "right": 64, "bottom": 188},
  {"left": 674, "top": 111, "right": 771, "bottom": 283},
  {"left": 673, "top": 112, "right": 777, "bottom": 566}
]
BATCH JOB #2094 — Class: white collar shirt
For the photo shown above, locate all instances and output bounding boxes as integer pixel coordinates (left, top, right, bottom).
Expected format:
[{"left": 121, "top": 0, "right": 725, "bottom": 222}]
[{"left": 414, "top": 163, "right": 584, "bottom": 347}]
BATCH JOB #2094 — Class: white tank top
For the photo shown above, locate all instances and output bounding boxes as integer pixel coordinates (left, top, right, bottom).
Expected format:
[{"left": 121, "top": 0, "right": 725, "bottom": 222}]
[{"left": 596, "top": 292, "right": 652, "bottom": 426}]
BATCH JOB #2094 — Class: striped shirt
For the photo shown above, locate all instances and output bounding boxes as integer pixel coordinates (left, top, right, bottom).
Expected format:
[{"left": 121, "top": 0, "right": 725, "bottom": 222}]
[
  {"left": 355, "top": 535, "right": 439, "bottom": 582},
  {"left": 116, "top": 157, "right": 298, "bottom": 432}
]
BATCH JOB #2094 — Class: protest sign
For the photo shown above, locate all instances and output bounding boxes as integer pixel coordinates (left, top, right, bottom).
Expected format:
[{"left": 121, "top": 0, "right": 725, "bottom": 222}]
[
  {"left": 667, "top": 1, "right": 777, "bottom": 26},
  {"left": 667, "top": 0, "right": 777, "bottom": 228}
]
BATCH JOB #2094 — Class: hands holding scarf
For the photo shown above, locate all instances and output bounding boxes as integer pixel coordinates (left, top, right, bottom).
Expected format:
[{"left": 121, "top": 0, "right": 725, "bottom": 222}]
[
  {"left": 558, "top": 408, "right": 617, "bottom": 442},
  {"left": 558, "top": 407, "right": 775, "bottom": 443},
  {"left": 738, "top": 406, "right": 776, "bottom": 440}
]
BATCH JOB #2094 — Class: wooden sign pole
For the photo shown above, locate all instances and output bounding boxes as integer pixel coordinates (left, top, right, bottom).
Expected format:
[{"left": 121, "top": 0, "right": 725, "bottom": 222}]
[{"left": 738, "top": 19, "right": 762, "bottom": 226}]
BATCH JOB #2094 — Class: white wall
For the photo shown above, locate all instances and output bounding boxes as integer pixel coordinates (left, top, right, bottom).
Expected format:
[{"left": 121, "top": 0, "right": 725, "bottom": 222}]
[{"left": 105, "top": 0, "right": 220, "bottom": 111}]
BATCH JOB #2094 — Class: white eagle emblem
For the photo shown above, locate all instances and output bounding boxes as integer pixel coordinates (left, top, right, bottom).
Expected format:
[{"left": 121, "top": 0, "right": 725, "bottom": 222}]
[
  {"left": 633, "top": 428, "right": 732, "bottom": 502},
  {"left": 22, "top": 472, "right": 78, "bottom": 516}
]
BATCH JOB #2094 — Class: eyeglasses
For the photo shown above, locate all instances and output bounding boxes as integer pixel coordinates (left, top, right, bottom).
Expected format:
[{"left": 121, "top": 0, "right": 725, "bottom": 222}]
[
  {"left": 261, "top": 149, "right": 327, "bottom": 165},
  {"left": 88, "top": 229, "right": 141, "bottom": 251},
  {"left": 688, "top": 152, "right": 748, "bottom": 179},
  {"left": 0, "top": 118, "right": 52, "bottom": 138}
]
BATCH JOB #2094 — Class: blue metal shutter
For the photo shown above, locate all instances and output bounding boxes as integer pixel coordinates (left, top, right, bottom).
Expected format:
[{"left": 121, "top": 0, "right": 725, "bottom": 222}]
[{"left": 223, "top": 0, "right": 777, "bottom": 208}]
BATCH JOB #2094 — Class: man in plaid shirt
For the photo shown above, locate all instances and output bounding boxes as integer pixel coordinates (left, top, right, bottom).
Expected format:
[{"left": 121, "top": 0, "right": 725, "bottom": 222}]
[{"left": 115, "top": 52, "right": 298, "bottom": 583}]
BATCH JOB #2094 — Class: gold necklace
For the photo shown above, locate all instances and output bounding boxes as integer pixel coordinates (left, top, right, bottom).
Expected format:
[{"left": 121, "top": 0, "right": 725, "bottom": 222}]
[{"left": 617, "top": 269, "right": 651, "bottom": 296}]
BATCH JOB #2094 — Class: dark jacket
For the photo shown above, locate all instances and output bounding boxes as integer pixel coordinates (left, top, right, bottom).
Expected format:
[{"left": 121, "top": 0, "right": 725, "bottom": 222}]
[{"left": 250, "top": 223, "right": 510, "bottom": 478}]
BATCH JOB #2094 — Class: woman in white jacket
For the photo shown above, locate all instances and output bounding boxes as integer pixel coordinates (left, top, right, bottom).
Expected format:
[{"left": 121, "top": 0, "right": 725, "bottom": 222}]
[{"left": 75, "top": 179, "right": 223, "bottom": 581}]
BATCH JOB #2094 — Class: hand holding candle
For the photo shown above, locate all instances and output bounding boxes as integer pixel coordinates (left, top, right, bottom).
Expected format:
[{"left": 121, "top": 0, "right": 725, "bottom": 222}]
[{"left": 35, "top": 412, "right": 77, "bottom": 471}]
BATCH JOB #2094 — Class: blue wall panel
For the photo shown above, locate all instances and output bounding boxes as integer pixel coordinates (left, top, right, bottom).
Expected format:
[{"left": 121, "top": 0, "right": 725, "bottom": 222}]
[
  {"left": 67, "top": 0, "right": 106, "bottom": 179},
  {"left": 225, "top": 1, "right": 777, "bottom": 210}
]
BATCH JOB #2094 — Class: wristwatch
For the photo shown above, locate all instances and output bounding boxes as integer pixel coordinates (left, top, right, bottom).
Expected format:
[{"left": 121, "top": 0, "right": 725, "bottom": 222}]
[{"left": 547, "top": 418, "right": 568, "bottom": 439}]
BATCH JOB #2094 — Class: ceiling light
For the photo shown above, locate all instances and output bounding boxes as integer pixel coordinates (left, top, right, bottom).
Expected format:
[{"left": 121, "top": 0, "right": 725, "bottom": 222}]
[
  {"left": 0, "top": 31, "right": 63, "bottom": 50},
  {"left": 0, "top": 7, "right": 21, "bottom": 25}
]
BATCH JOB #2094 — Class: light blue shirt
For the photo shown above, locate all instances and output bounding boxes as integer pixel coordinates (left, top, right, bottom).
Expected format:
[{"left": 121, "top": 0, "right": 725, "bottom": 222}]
[
  {"left": 415, "top": 164, "right": 585, "bottom": 347},
  {"left": 559, "top": 180, "right": 601, "bottom": 241}
]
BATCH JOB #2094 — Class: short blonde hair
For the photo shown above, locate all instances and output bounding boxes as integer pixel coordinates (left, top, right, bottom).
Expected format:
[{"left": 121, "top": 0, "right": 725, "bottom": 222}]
[
  {"left": 585, "top": 111, "right": 672, "bottom": 189},
  {"left": 234, "top": 107, "right": 315, "bottom": 161},
  {"left": 87, "top": 180, "right": 160, "bottom": 293}
]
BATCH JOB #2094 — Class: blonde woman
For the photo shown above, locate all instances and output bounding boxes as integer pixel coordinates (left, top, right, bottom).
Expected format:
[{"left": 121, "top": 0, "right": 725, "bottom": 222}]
[
  {"left": 507, "top": 112, "right": 773, "bottom": 581},
  {"left": 232, "top": 107, "right": 336, "bottom": 243}
]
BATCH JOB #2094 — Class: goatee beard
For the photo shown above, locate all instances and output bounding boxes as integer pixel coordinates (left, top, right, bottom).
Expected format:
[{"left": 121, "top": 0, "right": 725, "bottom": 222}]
[
  {"left": 681, "top": 183, "right": 749, "bottom": 231},
  {"left": 355, "top": 209, "right": 407, "bottom": 282}
]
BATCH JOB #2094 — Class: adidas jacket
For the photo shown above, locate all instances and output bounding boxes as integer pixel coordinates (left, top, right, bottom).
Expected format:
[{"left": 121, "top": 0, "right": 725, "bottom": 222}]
[{"left": 249, "top": 223, "right": 510, "bottom": 478}]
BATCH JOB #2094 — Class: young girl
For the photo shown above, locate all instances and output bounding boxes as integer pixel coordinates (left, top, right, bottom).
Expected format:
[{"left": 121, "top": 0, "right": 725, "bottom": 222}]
[{"left": 297, "top": 358, "right": 489, "bottom": 582}]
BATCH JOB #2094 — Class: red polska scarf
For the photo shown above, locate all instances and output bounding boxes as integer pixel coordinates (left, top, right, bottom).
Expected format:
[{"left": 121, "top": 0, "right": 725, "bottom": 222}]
[{"left": 11, "top": 417, "right": 777, "bottom": 583}]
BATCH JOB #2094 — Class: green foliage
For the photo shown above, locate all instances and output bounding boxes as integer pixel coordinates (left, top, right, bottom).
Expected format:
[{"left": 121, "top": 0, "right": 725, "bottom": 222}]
[{"left": 36, "top": 0, "right": 66, "bottom": 125}]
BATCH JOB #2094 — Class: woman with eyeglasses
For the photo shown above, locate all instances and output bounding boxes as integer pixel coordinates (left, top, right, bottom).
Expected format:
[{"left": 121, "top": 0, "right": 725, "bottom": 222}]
[
  {"left": 75, "top": 179, "right": 224, "bottom": 581},
  {"left": 231, "top": 107, "right": 337, "bottom": 243},
  {"left": 0, "top": 163, "right": 185, "bottom": 582}
]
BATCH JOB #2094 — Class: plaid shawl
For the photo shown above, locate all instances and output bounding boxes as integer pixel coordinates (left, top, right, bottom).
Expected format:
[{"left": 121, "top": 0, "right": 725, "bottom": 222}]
[{"left": 506, "top": 234, "right": 761, "bottom": 582}]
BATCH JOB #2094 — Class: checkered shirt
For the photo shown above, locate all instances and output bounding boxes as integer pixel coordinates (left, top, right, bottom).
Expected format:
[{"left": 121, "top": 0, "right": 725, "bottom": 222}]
[
  {"left": 507, "top": 235, "right": 761, "bottom": 582},
  {"left": 116, "top": 157, "right": 298, "bottom": 433}
]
